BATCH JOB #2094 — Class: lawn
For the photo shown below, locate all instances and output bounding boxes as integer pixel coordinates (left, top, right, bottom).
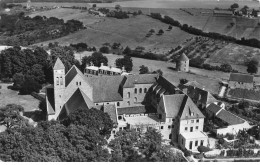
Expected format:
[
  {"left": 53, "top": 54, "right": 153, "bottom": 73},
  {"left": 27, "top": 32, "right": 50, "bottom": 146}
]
[
  {"left": 36, "top": 15, "right": 193, "bottom": 54},
  {"left": 0, "top": 83, "right": 40, "bottom": 112},
  {"left": 29, "top": 8, "right": 104, "bottom": 25}
]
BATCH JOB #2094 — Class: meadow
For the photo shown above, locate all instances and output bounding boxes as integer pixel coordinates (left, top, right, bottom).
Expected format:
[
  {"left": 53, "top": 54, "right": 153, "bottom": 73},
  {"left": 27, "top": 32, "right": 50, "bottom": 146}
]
[{"left": 0, "top": 83, "right": 40, "bottom": 112}]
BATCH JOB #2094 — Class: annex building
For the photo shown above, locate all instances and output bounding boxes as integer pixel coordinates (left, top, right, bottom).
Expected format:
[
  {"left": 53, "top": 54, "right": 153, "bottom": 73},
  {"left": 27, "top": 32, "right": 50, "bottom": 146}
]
[{"left": 46, "top": 58, "right": 209, "bottom": 151}]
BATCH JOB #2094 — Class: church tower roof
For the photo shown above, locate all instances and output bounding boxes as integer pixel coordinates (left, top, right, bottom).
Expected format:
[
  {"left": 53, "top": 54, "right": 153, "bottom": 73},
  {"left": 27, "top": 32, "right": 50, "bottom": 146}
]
[
  {"left": 178, "top": 53, "right": 189, "bottom": 62},
  {"left": 53, "top": 57, "right": 65, "bottom": 70}
]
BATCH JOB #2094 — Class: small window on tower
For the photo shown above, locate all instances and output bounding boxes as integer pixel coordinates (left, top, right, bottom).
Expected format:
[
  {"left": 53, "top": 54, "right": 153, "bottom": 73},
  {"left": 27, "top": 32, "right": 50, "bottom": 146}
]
[
  {"left": 56, "top": 77, "right": 59, "bottom": 85},
  {"left": 76, "top": 82, "right": 78, "bottom": 86},
  {"left": 79, "top": 82, "right": 81, "bottom": 86},
  {"left": 60, "top": 76, "right": 63, "bottom": 85}
]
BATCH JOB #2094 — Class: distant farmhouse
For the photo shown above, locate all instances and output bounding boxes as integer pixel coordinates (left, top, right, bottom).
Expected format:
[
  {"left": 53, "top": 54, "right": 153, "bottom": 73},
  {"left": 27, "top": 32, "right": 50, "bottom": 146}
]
[
  {"left": 228, "top": 73, "right": 254, "bottom": 89},
  {"left": 206, "top": 103, "right": 251, "bottom": 135},
  {"left": 226, "top": 73, "right": 260, "bottom": 102},
  {"left": 46, "top": 58, "right": 210, "bottom": 151},
  {"left": 176, "top": 53, "right": 189, "bottom": 72},
  {"left": 84, "top": 62, "right": 129, "bottom": 77}
]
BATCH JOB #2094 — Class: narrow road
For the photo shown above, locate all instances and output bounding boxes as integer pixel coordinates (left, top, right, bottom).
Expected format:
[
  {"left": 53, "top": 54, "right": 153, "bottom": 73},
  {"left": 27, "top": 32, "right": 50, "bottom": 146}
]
[{"left": 202, "top": 157, "right": 260, "bottom": 162}]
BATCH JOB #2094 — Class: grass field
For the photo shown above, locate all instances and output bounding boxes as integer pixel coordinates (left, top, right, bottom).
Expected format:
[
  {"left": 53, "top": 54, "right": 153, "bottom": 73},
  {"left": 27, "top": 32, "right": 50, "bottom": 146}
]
[
  {"left": 29, "top": 8, "right": 103, "bottom": 25},
  {"left": 35, "top": 15, "right": 193, "bottom": 54},
  {"left": 0, "top": 83, "right": 40, "bottom": 112}
]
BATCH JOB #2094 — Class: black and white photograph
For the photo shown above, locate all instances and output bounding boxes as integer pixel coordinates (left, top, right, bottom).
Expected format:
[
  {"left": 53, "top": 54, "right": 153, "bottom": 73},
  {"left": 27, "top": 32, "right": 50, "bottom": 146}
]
[{"left": 0, "top": 0, "right": 260, "bottom": 162}]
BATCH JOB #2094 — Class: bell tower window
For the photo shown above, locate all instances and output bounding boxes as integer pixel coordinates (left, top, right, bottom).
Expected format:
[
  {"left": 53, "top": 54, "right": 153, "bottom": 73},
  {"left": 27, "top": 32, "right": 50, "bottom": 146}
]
[
  {"left": 56, "top": 77, "right": 59, "bottom": 85},
  {"left": 60, "top": 76, "right": 63, "bottom": 85}
]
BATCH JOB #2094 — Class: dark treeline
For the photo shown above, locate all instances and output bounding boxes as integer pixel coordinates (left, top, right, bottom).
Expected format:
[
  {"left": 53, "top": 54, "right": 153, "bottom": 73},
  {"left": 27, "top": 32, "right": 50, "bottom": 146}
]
[
  {"left": 0, "top": 14, "right": 84, "bottom": 46},
  {"left": 150, "top": 13, "right": 260, "bottom": 49}
]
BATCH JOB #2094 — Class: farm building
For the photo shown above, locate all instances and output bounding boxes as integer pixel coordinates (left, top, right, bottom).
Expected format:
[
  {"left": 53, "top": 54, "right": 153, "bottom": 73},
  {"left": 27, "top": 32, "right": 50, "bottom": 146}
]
[
  {"left": 206, "top": 103, "right": 251, "bottom": 136},
  {"left": 228, "top": 73, "right": 254, "bottom": 89},
  {"left": 176, "top": 53, "right": 189, "bottom": 72}
]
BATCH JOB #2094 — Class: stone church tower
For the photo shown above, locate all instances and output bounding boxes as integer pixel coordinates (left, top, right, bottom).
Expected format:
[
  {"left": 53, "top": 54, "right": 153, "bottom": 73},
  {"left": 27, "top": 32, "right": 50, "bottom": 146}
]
[{"left": 53, "top": 57, "right": 65, "bottom": 118}]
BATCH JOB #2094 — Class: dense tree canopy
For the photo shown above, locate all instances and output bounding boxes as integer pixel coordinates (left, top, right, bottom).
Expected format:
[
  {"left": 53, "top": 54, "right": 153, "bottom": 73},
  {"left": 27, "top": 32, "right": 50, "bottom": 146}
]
[
  {"left": 81, "top": 52, "right": 108, "bottom": 71},
  {"left": 115, "top": 56, "right": 133, "bottom": 72},
  {"left": 139, "top": 65, "right": 149, "bottom": 74},
  {"left": 247, "top": 59, "right": 259, "bottom": 74},
  {"left": 0, "top": 107, "right": 113, "bottom": 162}
]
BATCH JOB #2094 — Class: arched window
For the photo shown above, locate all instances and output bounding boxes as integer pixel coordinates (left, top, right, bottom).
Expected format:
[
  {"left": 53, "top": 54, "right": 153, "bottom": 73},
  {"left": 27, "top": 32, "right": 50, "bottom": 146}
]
[
  {"left": 56, "top": 77, "right": 59, "bottom": 85},
  {"left": 76, "top": 82, "right": 78, "bottom": 86},
  {"left": 135, "top": 88, "right": 137, "bottom": 94},
  {"left": 134, "top": 97, "right": 137, "bottom": 102},
  {"left": 139, "top": 88, "right": 142, "bottom": 93},
  {"left": 117, "top": 102, "right": 120, "bottom": 106},
  {"left": 144, "top": 88, "right": 147, "bottom": 93},
  {"left": 79, "top": 82, "right": 81, "bottom": 86},
  {"left": 127, "top": 92, "right": 130, "bottom": 98},
  {"left": 169, "top": 133, "right": 172, "bottom": 139},
  {"left": 60, "top": 76, "right": 63, "bottom": 85}
]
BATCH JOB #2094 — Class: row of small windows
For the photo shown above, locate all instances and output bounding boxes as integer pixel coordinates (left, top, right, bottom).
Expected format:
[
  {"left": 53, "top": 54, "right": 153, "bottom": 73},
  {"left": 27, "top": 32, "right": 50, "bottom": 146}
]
[
  {"left": 76, "top": 82, "right": 82, "bottom": 86},
  {"left": 56, "top": 77, "right": 63, "bottom": 85},
  {"left": 134, "top": 88, "right": 147, "bottom": 94},
  {"left": 185, "top": 126, "right": 199, "bottom": 132},
  {"left": 186, "top": 119, "right": 199, "bottom": 124}
]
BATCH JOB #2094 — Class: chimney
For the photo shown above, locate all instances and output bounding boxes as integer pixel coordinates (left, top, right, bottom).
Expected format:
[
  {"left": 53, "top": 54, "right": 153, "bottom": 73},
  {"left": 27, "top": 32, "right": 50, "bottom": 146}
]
[
  {"left": 101, "top": 63, "right": 104, "bottom": 66},
  {"left": 90, "top": 62, "right": 93, "bottom": 66}
]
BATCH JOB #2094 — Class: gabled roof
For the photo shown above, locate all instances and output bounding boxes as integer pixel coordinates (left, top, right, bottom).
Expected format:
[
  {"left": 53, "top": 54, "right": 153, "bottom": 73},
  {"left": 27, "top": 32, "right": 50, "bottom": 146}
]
[
  {"left": 65, "top": 65, "right": 85, "bottom": 87},
  {"left": 53, "top": 57, "right": 65, "bottom": 70},
  {"left": 86, "top": 76, "right": 124, "bottom": 103},
  {"left": 178, "top": 53, "right": 189, "bottom": 62},
  {"left": 229, "top": 73, "right": 254, "bottom": 83},
  {"left": 46, "top": 87, "right": 55, "bottom": 115},
  {"left": 117, "top": 105, "right": 157, "bottom": 115},
  {"left": 162, "top": 94, "right": 204, "bottom": 120},
  {"left": 64, "top": 88, "right": 94, "bottom": 115},
  {"left": 156, "top": 76, "right": 177, "bottom": 95},
  {"left": 187, "top": 86, "right": 217, "bottom": 105},
  {"left": 122, "top": 74, "right": 157, "bottom": 88},
  {"left": 216, "top": 110, "right": 245, "bottom": 125},
  {"left": 177, "top": 95, "right": 205, "bottom": 120},
  {"left": 103, "top": 104, "right": 118, "bottom": 124},
  {"left": 162, "top": 95, "right": 186, "bottom": 118},
  {"left": 206, "top": 103, "right": 222, "bottom": 115}
]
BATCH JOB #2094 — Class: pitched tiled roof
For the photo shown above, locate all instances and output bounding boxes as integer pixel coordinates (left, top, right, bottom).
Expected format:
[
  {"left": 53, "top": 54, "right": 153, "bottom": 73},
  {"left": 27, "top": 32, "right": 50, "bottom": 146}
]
[
  {"left": 178, "top": 53, "right": 189, "bottom": 62},
  {"left": 177, "top": 95, "right": 205, "bottom": 120},
  {"left": 156, "top": 76, "right": 177, "bottom": 95},
  {"left": 187, "top": 86, "right": 217, "bottom": 105},
  {"left": 206, "top": 103, "right": 222, "bottom": 115},
  {"left": 86, "top": 76, "right": 124, "bottom": 103},
  {"left": 216, "top": 110, "right": 245, "bottom": 125},
  {"left": 46, "top": 87, "right": 55, "bottom": 115},
  {"left": 117, "top": 105, "right": 157, "bottom": 115},
  {"left": 65, "top": 65, "right": 85, "bottom": 87},
  {"left": 103, "top": 104, "right": 118, "bottom": 124},
  {"left": 53, "top": 57, "right": 65, "bottom": 70},
  {"left": 229, "top": 73, "right": 254, "bottom": 83},
  {"left": 163, "top": 95, "right": 186, "bottom": 118},
  {"left": 122, "top": 74, "right": 157, "bottom": 88},
  {"left": 64, "top": 88, "right": 94, "bottom": 115}
]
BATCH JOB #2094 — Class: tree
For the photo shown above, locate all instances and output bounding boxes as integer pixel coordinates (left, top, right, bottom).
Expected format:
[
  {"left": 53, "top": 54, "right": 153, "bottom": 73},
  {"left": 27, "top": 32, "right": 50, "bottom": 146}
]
[
  {"left": 29, "top": 64, "right": 46, "bottom": 84},
  {"left": 99, "top": 46, "right": 110, "bottom": 54},
  {"left": 115, "top": 4, "right": 121, "bottom": 11},
  {"left": 149, "top": 29, "right": 155, "bottom": 33},
  {"left": 123, "top": 46, "right": 132, "bottom": 55},
  {"left": 197, "top": 146, "right": 211, "bottom": 153},
  {"left": 247, "top": 59, "right": 259, "bottom": 74},
  {"left": 139, "top": 65, "right": 149, "bottom": 74},
  {"left": 19, "top": 75, "right": 42, "bottom": 95},
  {"left": 158, "top": 29, "right": 164, "bottom": 35},
  {"left": 152, "top": 69, "right": 163, "bottom": 76},
  {"left": 230, "top": 3, "right": 239, "bottom": 10},
  {"left": 168, "top": 25, "right": 173, "bottom": 30},
  {"left": 220, "top": 63, "right": 232, "bottom": 72},
  {"left": 81, "top": 52, "right": 108, "bottom": 71},
  {"left": 115, "top": 56, "right": 133, "bottom": 72},
  {"left": 62, "top": 108, "right": 113, "bottom": 138},
  {"left": 13, "top": 73, "right": 25, "bottom": 90},
  {"left": 92, "top": 4, "right": 97, "bottom": 8},
  {"left": 0, "top": 104, "right": 27, "bottom": 129},
  {"left": 180, "top": 78, "right": 188, "bottom": 85}
]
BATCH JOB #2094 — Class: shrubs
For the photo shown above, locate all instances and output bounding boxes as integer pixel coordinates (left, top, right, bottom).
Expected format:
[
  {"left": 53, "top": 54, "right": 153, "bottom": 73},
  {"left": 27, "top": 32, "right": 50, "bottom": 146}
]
[
  {"left": 198, "top": 146, "right": 211, "bottom": 153},
  {"left": 183, "top": 149, "right": 192, "bottom": 157}
]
